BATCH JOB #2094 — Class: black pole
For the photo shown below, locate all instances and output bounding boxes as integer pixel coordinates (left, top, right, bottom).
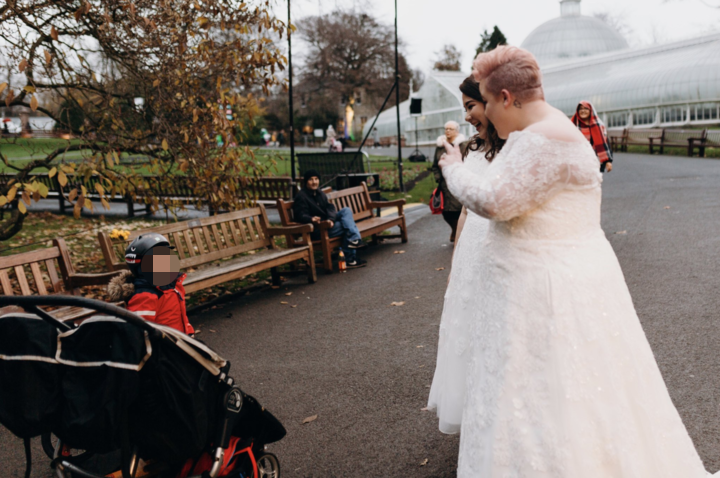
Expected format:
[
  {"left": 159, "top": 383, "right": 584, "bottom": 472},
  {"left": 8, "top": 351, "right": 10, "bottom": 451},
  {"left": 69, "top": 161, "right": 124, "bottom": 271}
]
[
  {"left": 394, "top": 0, "right": 404, "bottom": 192},
  {"left": 288, "top": 0, "right": 296, "bottom": 184}
]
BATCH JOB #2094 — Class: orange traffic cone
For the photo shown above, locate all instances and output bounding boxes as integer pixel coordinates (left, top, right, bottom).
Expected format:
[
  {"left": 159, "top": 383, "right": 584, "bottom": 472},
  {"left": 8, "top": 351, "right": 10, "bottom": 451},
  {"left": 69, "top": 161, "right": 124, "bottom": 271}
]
[{"left": 338, "top": 250, "right": 347, "bottom": 272}]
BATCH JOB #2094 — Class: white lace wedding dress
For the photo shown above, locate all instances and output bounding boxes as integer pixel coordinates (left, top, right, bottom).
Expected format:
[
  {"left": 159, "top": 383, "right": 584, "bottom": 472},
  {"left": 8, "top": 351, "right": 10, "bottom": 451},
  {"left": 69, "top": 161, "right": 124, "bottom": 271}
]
[
  {"left": 441, "top": 130, "right": 714, "bottom": 477},
  {"left": 428, "top": 149, "right": 491, "bottom": 434}
]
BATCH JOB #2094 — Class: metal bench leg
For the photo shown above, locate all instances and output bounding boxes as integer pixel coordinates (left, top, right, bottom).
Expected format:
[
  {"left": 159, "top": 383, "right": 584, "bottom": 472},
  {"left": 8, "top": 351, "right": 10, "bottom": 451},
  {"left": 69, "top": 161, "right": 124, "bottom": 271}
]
[
  {"left": 270, "top": 267, "right": 281, "bottom": 286},
  {"left": 400, "top": 216, "right": 408, "bottom": 243},
  {"left": 306, "top": 252, "right": 317, "bottom": 284}
]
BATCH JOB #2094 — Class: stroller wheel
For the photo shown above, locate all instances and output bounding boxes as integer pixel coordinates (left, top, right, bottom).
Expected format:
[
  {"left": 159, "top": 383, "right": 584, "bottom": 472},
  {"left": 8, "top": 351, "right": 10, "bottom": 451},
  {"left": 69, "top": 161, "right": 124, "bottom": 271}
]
[
  {"left": 41, "top": 433, "right": 93, "bottom": 464},
  {"left": 256, "top": 452, "right": 281, "bottom": 478}
]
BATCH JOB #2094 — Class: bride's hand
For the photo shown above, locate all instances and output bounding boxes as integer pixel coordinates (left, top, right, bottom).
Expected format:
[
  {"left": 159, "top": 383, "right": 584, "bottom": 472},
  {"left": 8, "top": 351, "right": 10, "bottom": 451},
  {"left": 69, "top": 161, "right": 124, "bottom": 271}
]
[{"left": 439, "top": 140, "right": 463, "bottom": 169}]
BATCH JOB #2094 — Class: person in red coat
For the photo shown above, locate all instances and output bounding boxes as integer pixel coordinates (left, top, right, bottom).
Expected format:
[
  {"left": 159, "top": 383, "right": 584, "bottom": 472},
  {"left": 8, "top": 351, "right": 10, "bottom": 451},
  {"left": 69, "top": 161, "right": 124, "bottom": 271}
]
[
  {"left": 107, "top": 232, "right": 194, "bottom": 335},
  {"left": 571, "top": 101, "right": 613, "bottom": 173}
]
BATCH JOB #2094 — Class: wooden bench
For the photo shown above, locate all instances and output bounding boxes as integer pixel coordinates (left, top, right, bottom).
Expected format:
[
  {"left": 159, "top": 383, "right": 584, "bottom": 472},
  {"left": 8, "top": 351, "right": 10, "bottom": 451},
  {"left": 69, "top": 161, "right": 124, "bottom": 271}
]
[
  {"left": 97, "top": 206, "right": 316, "bottom": 291},
  {"left": 0, "top": 238, "right": 122, "bottom": 322},
  {"left": 277, "top": 182, "right": 407, "bottom": 273},
  {"left": 0, "top": 174, "right": 294, "bottom": 217}
]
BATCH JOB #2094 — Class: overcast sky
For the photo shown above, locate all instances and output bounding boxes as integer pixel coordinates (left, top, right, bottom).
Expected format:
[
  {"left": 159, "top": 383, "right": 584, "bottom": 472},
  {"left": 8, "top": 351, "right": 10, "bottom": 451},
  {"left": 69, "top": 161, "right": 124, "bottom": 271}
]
[{"left": 284, "top": 0, "right": 720, "bottom": 72}]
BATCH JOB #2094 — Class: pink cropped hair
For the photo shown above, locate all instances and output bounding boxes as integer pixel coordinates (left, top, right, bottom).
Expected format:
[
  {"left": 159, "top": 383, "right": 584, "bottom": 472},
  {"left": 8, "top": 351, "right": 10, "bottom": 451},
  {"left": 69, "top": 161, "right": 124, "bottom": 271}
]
[{"left": 473, "top": 46, "right": 544, "bottom": 102}]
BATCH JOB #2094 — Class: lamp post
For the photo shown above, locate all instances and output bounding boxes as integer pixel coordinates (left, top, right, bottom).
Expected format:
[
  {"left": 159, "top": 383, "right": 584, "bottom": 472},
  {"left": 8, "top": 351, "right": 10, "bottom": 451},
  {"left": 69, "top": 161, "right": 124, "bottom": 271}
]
[
  {"left": 394, "top": 0, "right": 404, "bottom": 192},
  {"left": 288, "top": 0, "right": 296, "bottom": 184}
]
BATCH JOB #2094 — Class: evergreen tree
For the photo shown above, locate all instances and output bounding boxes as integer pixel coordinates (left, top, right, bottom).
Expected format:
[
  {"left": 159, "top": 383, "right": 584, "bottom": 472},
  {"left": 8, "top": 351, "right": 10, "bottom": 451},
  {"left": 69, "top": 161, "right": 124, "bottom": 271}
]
[{"left": 475, "top": 26, "right": 508, "bottom": 56}]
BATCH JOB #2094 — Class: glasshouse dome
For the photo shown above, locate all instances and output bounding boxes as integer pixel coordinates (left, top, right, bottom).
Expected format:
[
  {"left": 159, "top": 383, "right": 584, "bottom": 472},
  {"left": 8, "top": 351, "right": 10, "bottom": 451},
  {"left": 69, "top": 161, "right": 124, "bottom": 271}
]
[
  {"left": 521, "top": 0, "right": 629, "bottom": 66},
  {"left": 364, "top": 1, "right": 720, "bottom": 143}
]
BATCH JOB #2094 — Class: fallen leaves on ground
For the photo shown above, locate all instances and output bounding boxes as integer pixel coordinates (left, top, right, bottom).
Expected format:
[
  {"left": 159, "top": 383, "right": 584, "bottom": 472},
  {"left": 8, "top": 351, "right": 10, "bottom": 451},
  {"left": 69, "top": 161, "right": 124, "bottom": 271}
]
[
  {"left": 394, "top": 250, "right": 406, "bottom": 254},
  {"left": 615, "top": 231, "right": 627, "bottom": 235},
  {"left": 209, "top": 329, "right": 216, "bottom": 333},
  {"left": 390, "top": 301, "right": 405, "bottom": 307},
  {"left": 420, "top": 407, "right": 429, "bottom": 411},
  {"left": 302, "top": 415, "right": 318, "bottom": 424},
  {"left": 435, "top": 267, "right": 445, "bottom": 271},
  {"left": 420, "top": 458, "right": 429, "bottom": 466},
  {"left": 291, "top": 305, "right": 297, "bottom": 308},
  {"left": 285, "top": 292, "right": 292, "bottom": 296},
  {"left": 664, "top": 206, "right": 671, "bottom": 209},
  {"left": 280, "top": 301, "right": 288, "bottom": 305}
]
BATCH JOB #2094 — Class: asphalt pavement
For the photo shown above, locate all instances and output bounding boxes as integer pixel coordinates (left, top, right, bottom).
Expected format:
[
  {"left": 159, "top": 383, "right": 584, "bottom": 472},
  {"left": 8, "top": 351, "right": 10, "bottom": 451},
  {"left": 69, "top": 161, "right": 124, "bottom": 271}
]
[{"left": 2, "top": 152, "right": 720, "bottom": 477}]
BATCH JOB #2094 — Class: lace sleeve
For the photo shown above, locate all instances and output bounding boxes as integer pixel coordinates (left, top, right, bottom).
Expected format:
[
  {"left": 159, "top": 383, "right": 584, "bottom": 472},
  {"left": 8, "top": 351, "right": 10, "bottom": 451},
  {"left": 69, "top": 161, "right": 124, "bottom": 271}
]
[{"left": 443, "top": 131, "right": 598, "bottom": 222}]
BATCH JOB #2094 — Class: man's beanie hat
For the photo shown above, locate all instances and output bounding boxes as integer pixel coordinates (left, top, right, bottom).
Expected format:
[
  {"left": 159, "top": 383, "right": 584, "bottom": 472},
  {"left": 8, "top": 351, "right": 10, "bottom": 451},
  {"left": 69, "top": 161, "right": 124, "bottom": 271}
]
[{"left": 304, "top": 169, "right": 320, "bottom": 184}]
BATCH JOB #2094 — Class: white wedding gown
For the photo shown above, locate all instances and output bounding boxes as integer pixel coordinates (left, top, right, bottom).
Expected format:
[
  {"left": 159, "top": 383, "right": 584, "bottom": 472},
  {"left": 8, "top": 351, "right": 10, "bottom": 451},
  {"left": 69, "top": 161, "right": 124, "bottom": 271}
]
[
  {"left": 440, "top": 130, "right": 714, "bottom": 477},
  {"left": 428, "top": 148, "right": 491, "bottom": 434}
]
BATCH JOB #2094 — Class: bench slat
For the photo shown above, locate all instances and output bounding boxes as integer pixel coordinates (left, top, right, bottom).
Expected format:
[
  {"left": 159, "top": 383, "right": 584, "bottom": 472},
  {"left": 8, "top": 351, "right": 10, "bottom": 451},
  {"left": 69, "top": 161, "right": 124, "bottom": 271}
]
[
  {"left": 173, "top": 232, "right": 186, "bottom": 259},
  {"left": 45, "top": 259, "right": 62, "bottom": 292},
  {"left": 244, "top": 217, "right": 256, "bottom": 242},
  {"left": 220, "top": 222, "right": 234, "bottom": 248},
  {"left": 0, "top": 269, "right": 13, "bottom": 295},
  {"left": 30, "top": 262, "right": 48, "bottom": 295},
  {"left": 183, "top": 247, "right": 309, "bottom": 293},
  {"left": 192, "top": 228, "right": 206, "bottom": 255},
  {"left": 202, "top": 226, "right": 216, "bottom": 253},
  {"left": 14, "top": 266, "right": 32, "bottom": 295},
  {"left": 0, "top": 246, "right": 61, "bottom": 269},
  {"left": 183, "top": 229, "right": 197, "bottom": 257},
  {"left": 252, "top": 215, "right": 266, "bottom": 243},
  {"left": 211, "top": 224, "right": 224, "bottom": 250},
  {"left": 236, "top": 218, "right": 249, "bottom": 243},
  {"left": 179, "top": 239, "right": 268, "bottom": 269}
]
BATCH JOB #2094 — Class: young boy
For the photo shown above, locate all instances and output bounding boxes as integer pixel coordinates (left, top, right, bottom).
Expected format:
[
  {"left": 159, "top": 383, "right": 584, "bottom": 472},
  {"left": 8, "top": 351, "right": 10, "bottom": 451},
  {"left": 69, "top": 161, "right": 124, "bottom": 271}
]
[{"left": 107, "top": 232, "right": 194, "bottom": 335}]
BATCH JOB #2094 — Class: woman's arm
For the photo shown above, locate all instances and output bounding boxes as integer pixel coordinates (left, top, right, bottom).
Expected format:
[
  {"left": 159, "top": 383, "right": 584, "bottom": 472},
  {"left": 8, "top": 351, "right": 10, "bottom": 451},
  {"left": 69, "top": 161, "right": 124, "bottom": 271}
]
[{"left": 439, "top": 135, "right": 577, "bottom": 221}]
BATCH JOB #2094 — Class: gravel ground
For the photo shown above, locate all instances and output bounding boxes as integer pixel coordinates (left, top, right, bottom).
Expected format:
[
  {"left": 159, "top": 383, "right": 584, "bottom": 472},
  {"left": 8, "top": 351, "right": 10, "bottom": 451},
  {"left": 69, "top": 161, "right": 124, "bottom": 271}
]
[{"left": 2, "top": 152, "right": 719, "bottom": 477}]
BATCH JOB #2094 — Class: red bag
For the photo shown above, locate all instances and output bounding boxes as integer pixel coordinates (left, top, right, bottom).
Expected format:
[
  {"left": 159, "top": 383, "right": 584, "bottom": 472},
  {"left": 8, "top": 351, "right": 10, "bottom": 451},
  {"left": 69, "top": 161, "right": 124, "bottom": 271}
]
[{"left": 429, "top": 188, "right": 444, "bottom": 214}]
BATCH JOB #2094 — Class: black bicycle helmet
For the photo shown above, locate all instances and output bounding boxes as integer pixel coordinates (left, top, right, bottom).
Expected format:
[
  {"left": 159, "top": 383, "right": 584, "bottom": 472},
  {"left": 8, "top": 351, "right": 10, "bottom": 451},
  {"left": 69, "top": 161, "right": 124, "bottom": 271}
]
[{"left": 125, "top": 233, "right": 171, "bottom": 277}]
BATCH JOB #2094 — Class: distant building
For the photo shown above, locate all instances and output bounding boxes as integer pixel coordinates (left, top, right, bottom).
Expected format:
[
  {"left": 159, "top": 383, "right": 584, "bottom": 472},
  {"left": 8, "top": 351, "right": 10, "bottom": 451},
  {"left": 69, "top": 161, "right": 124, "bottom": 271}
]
[{"left": 364, "top": 0, "right": 720, "bottom": 144}]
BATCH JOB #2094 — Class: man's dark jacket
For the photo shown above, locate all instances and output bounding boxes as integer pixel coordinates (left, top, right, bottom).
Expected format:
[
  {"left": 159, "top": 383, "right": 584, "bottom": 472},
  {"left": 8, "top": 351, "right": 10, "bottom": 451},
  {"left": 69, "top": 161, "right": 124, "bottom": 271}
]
[{"left": 293, "top": 188, "right": 337, "bottom": 239}]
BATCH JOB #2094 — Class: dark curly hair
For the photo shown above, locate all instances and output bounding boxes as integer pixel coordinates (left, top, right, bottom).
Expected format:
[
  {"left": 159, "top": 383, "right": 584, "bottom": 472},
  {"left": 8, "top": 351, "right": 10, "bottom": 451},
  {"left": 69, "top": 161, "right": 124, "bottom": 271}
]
[{"left": 459, "top": 76, "right": 505, "bottom": 161}]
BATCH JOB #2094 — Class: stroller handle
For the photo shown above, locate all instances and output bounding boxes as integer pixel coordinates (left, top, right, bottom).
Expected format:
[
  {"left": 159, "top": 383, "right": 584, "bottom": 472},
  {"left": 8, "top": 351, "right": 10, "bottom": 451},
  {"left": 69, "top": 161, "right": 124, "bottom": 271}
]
[{"left": 0, "top": 295, "right": 159, "bottom": 335}]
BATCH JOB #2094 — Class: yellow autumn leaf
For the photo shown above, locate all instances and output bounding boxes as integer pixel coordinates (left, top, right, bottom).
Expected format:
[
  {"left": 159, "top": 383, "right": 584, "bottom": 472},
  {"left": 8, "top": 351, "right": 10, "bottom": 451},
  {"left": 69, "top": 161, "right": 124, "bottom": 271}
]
[
  {"left": 30, "top": 96, "right": 38, "bottom": 111},
  {"left": 17, "top": 201, "right": 26, "bottom": 214},
  {"left": 23, "top": 85, "right": 35, "bottom": 93},
  {"left": 48, "top": 167, "right": 57, "bottom": 178},
  {"left": 0, "top": 196, "right": 7, "bottom": 206},
  {"left": 58, "top": 171, "right": 68, "bottom": 187},
  {"left": 162, "top": 139, "right": 169, "bottom": 151},
  {"left": 18, "top": 59, "right": 28, "bottom": 72},
  {"left": 37, "top": 182, "right": 49, "bottom": 197},
  {"left": 0, "top": 82, "right": 7, "bottom": 95},
  {"left": 95, "top": 182, "right": 104, "bottom": 195},
  {"left": 44, "top": 50, "right": 52, "bottom": 65},
  {"left": 6, "top": 186, "right": 17, "bottom": 201}
]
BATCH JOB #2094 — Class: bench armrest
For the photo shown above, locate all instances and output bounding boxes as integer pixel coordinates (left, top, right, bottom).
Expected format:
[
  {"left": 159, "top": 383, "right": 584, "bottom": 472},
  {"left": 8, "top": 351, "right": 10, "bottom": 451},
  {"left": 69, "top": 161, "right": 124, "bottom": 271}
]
[
  {"left": 368, "top": 198, "right": 406, "bottom": 208},
  {"left": 368, "top": 199, "right": 406, "bottom": 216},
  {"left": 316, "top": 220, "right": 334, "bottom": 231},
  {"left": 266, "top": 224, "right": 314, "bottom": 236},
  {"left": 68, "top": 271, "right": 125, "bottom": 288}
]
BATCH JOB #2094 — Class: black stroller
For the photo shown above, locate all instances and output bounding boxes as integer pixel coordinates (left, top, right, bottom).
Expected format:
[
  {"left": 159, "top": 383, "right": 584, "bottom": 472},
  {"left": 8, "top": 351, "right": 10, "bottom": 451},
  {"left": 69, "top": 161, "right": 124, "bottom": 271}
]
[{"left": 0, "top": 295, "right": 286, "bottom": 478}]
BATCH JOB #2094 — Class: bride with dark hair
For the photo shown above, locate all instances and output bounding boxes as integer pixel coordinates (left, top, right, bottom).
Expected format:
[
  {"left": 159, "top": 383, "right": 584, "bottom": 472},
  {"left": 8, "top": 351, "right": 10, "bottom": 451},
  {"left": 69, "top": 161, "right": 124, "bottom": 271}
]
[
  {"left": 438, "top": 46, "right": 717, "bottom": 477},
  {"left": 427, "top": 75, "right": 504, "bottom": 434}
]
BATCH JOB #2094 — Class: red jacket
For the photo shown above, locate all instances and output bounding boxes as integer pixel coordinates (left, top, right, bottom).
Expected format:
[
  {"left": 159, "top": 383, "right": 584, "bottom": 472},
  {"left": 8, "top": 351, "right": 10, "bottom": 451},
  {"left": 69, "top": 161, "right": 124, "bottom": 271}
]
[{"left": 127, "top": 273, "right": 194, "bottom": 335}]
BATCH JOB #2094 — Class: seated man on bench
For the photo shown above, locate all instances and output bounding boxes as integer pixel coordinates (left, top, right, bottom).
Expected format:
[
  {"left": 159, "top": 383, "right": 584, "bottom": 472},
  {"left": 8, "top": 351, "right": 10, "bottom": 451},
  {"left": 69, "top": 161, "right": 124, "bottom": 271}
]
[{"left": 294, "top": 170, "right": 367, "bottom": 269}]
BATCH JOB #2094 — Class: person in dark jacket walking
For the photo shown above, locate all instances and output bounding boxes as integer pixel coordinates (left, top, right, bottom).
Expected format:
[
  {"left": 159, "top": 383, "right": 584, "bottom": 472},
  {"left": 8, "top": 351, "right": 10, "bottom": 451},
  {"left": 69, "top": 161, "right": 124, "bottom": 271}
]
[
  {"left": 432, "top": 121, "right": 467, "bottom": 242},
  {"left": 293, "top": 170, "right": 367, "bottom": 268}
]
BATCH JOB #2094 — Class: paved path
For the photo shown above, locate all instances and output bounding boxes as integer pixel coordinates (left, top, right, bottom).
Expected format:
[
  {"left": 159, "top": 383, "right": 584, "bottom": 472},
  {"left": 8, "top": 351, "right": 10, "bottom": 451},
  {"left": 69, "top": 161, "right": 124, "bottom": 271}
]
[{"left": 2, "top": 152, "right": 720, "bottom": 477}]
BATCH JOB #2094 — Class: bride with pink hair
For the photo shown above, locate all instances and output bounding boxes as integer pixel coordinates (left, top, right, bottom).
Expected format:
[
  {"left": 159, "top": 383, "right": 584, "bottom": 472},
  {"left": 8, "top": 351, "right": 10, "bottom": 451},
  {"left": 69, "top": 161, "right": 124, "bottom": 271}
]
[{"left": 437, "top": 45, "right": 716, "bottom": 477}]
